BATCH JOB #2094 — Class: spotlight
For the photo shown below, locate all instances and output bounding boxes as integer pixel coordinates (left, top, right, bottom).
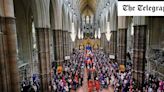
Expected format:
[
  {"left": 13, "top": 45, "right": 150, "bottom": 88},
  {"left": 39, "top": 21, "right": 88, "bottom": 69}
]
[{"left": 106, "top": 2, "right": 110, "bottom": 6}]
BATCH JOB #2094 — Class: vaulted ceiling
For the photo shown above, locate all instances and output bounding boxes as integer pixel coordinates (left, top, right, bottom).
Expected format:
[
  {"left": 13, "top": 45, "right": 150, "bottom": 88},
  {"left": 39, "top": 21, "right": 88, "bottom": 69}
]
[{"left": 79, "top": 0, "right": 97, "bottom": 16}]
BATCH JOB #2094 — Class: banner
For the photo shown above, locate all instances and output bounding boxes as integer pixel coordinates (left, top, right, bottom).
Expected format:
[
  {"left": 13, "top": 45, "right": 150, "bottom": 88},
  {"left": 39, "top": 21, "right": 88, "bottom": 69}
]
[{"left": 118, "top": 1, "right": 164, "bottom": 16}]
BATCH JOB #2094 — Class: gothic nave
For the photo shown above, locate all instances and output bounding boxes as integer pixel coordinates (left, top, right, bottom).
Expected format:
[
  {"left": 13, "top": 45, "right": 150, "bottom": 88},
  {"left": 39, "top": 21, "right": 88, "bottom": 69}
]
[{"left": 0, "top": 0, "right": 164, "bottom": 92}]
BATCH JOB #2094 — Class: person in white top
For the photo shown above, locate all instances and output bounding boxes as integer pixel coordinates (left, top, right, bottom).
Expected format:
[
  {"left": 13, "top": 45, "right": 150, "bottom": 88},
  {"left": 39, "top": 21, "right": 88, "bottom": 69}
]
[
  {"left": 64, "top": 84, "right": 69, "bottom": 92},
  {"left": 53, "top": 83, "right": 57, "bottom": 91},
  {"left": 148, "top": 86, "right": 153, "bottom": 92}
]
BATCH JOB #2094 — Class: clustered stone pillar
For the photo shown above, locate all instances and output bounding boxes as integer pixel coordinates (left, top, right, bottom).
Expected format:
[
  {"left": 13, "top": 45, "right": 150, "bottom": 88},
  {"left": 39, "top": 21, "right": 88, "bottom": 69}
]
[
  {"left": 68, "top": 32, "right": 72, "bottom": 54},
  {"left": 53, "top": 30, "right": 64, "bottom": 64},
  {"left": 104, "top": 34, "right": 108, "bottom": 54},
  {"left": 133, "top": 25, "right": 146, "bottom": 88},
  {"left": 62, "top": 31, "right": 67, "bottom": 59},
  {"left": 109, "top": 31, "right": 117, "bottom": 62},
  {"left": 36, "top": 28, "right": 50, "bottom": 92},
  {"left": 69, "top": 32, "right": 75, "bottom": 53},
  {"left": 100, "top": 33, "right": 103, "bottom": 48},
  {"left": 117, "top": 28, "right": 127, "bottom": 65},
  {"left": 0, "top": 17, "right": 20, "bottom": 92},
  {"left": 53, "top": 30, "right": 58, "bottom": 62},
  {"left": 53, "top": 30, "right": 59, "bottom": 63},
  {"left": 100, "top": 33, "right": 105, "bottom": 50},
  {"left": 65, "top": 31, "right": 69, "bottom": 56},
  {"left": 59, "top": 30, "right": 64, "bottom": 63}
]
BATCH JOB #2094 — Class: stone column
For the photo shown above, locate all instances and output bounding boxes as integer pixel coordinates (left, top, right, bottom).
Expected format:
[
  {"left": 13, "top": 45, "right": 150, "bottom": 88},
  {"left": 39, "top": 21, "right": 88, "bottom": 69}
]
[
  {"left": 49, "top": 30, "right": 54, "bottom": 63},
  {"left": 117, "top": 17, "right": 127, "bottom": 65},
  {"left": 100, "top": 35, "right": 103, "bottom": 48},
  {"left": 103, "top": 33, "right": 107, "bottom": 53},
  {"left": 110, "top": 4, "right": 117, "bottom": 62},
  {"left": 109, "top": 31, "right": 117, "bottom": 62},
  {"left": 100, "top": 33, "right": 105, "bottom": 50},
  {"left": 53, "top": 30, "right": 58, "bottom": 62},
  {"left": 66, "top": 32, "right": 70, "bottom": 54},
  {"left": 132, "top": 17, "right": 146, "bottom": 89},
  {"left": 62, "top": 31, "right": 66, "bottom": 59},
  {"left": 64, "top": 31, "right": 66, "bottom": 57},
  {"left": 0, "top": 17, "right": 11, "bottom": 92},
  {"left": 53, "top": 30, "right": 59, "bottom": 63},
  {"left": 104, "top": 34, "right": 108, "bottom": 54},
  {"left": 0, "top": 17, "right": 20, "bottom": 92},
  {"left": 69, "top": 32, "right": 73, "bottom": 53},
  {"left": 53, "top": 30, "right": 64, "bottom": 64},
  {"left": 133, "top": 25, "right": 146, "bottom": 88},
  {"left": 117, "top": 29, "right": 127, "bottom": 65},
  {"left": 36, "top": 28, "right": 50, "bottom": 92},
  {"left": 58, "top": 30, "right": 61, "bottom": 63},
  {"left": 59, "top": 30, "right": 64, "bottom": 63},
  {"left": 68, "top": 32, "right": 72, "bottom": 54},
  {"left": 103, "top": 33, "right": 106, "bottom": 52},
  {"left": 103, "top": 33, "right": 105, "bottom": 50},
  {"left": 65, "top": 31, "right": 69, "bottom": 56}
]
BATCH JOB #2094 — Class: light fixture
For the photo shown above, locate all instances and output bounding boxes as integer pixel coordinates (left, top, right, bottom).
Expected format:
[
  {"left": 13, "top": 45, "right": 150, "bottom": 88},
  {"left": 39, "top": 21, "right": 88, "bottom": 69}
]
[
  {"left": 81, "top": 31, "right": 84, "bottom": 39},
  {"left": 95, "top": 31, "right": 97, "bottom": 39},
  {"left": 106, "top": 32, "right": 111, "bottom": 41},
  {"left": 106, "top": 2, "right": 110, "bottom": 6},
  {"left": 74, "top": 14, "right": 76, "bottom": 17},
  {"left": 71, "top": 33, "right": 76, "bottom": 42},
  {"left": 33, "top": 44, "right": 36, "bottom": 49},
  {"left": 98, "top": 28, "right": 101, "bottom": 39},
  {"left": 68, "top": 2, "right": 71, "bottom": 7},
  {"left": 70, "top": 22, "right": 76, "bottom": 42},
  {"left": 106, "top": 21, "right": 111, "bottom": 41},
  {"left": 131, "top": 23, "right": 134, "bottom": 35}
]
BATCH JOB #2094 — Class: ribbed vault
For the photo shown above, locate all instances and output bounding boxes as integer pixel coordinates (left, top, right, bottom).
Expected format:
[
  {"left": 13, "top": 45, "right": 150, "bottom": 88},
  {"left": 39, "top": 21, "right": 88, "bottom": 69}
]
[{"left": 79, "top": 0, "right": 97, "bottom": 16}]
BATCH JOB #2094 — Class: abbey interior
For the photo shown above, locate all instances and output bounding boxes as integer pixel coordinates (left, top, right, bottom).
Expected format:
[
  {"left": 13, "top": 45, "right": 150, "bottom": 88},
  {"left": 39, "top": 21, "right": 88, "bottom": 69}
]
[{"left": 0, "top": 0, "right": 164, "bottom": 92}]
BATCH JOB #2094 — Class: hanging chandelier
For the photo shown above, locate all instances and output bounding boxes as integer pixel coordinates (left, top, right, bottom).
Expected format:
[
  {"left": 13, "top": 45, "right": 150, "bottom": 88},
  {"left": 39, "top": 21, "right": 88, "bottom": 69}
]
[
  {"left": 95, "top": 31, "right": 97, "bottom": 39},
  {"left": 70, "top": 22, "right": 76, "bottom": 42},
  {"left": 78, "top": 28, "right": 81, "bottom": 39},
  {"left": 106, "top": 21, "right": 111, "bottom": 41},
  {"left": 98, "top": 28, "right": 101, "bottom": 39}
]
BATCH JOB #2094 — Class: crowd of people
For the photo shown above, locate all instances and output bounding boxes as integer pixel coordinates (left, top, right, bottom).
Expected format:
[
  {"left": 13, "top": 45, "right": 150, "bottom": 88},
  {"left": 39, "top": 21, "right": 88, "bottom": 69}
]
[
  {"left": 78, "top": 48, "right": 164, "bottom": 92},
  {"left": 143, "top": 73, "right": 164, "bottom": 92},
  {"left": 20, "top": 47, "right": 164, "bottom": 92},
  {"left": 84, "top": 49, "right": 133, "bottom": 92},
  {"left": 51, "top": 49, "right": 85, "bottom": 92},
  {"left": 21, "top": 77, "right": 39, "bottom": 92}
]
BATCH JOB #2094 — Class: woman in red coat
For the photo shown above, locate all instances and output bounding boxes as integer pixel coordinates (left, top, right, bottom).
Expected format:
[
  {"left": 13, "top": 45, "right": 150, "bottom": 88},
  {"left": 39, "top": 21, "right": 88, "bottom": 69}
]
[
  {"left": 88, "top": 80, "right": 93, "bottom": 92},
  {"left": 95, "top": 80, "right": 100, "bottom": 92}
]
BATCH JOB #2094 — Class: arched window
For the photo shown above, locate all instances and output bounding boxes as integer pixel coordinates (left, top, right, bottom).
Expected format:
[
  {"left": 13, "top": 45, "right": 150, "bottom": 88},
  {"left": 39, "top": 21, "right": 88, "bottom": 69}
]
[{"left": 86, "top": 16, "right": 90, "bottom": 24}]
